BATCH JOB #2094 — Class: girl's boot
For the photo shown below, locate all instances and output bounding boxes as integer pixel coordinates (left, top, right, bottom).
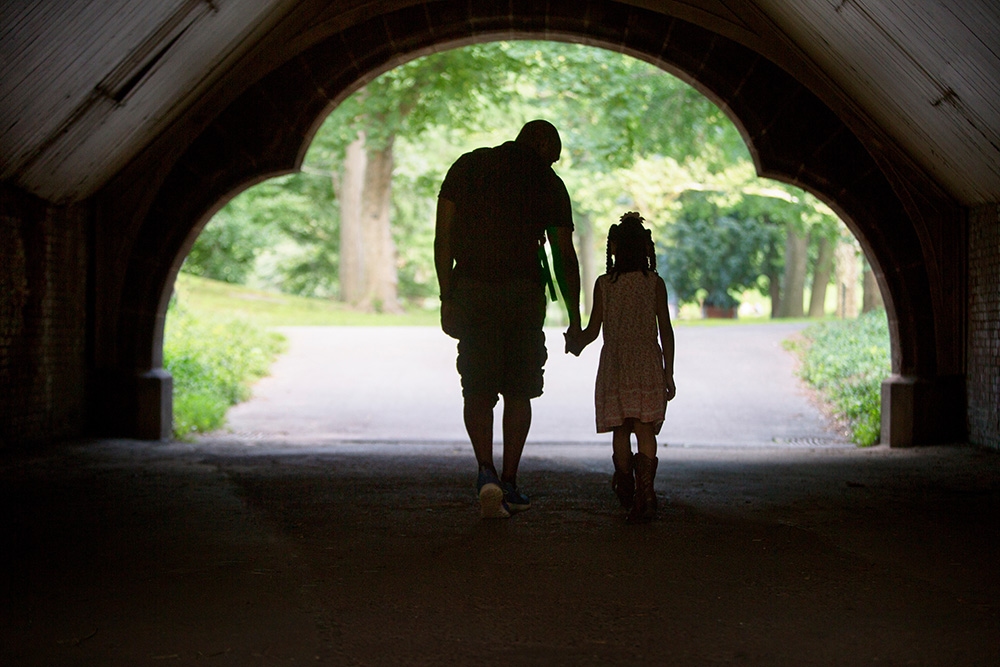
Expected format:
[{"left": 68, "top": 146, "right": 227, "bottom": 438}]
[
  {"left": 611, "top": 453, "right": 635, "bottom": 510},
  {"left": 628, "top": 452, "right": 658, "bottom": 523}
]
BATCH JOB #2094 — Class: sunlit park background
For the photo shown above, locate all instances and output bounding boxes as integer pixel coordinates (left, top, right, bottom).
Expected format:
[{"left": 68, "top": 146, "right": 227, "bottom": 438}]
[{"left": 164, "top": 41, "right": 890, "bottom": 445}]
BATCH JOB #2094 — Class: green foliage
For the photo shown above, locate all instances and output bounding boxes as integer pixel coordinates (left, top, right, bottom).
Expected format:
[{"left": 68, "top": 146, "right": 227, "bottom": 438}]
[
  {"left": 659, "top": 191, "right": 776, "bottom": 308},
  {"left": 186, "top": 40, "right": 848, "bottom": 312},
  {"left": 172, "top": 391, "right": 230, "bottom": 436},
  {"left": 185, "top": 173, "right": 338, "bottom": 295},
  {"left": 184, "top": 211, "right": 268, "bottom": 284},
  {"left": 305, "top": 43, "right": 527, "bottom": 169},
  {"left": 506, "top": 42, "right": 749, "bottom": 173},
  {"left": 794, "top": 309, "right": 890, "bottom": 446},
  {"left": 164, "top": 296, "right": 287, "bottom": 439},
  {"left": 390, "top": 133, "right": 444, "bottom": 299},
  {"left": 285, "top": 43, "right": 530, "bottom": 300},
  {"left": 506, "top": 41, "right": 753, "bottom": 244}
]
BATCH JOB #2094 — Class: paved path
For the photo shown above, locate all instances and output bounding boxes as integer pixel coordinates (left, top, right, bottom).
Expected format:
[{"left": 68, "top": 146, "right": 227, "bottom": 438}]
[
  {"left": 6, "top": 437, "right": 998, "bottom": 665},
  {"left": 215, "top": 323, "right": 847, "bottom": 448}
]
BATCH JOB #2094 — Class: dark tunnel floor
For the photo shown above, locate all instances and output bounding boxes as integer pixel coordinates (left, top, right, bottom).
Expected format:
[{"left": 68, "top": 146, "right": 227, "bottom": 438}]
[{"left": 2, "top": 439, "right": 999, "bottom": 665}]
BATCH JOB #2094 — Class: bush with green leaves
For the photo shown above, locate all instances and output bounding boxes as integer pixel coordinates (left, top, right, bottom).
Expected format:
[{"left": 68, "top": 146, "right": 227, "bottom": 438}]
[
  {"left": 659, "top": 191, "right": 776, "bottom": 309},
  {"left": 164, "top": 300, "right": 286, "bottom": 439},
  {"left": 794, "top": 309, "right": 890, "bottom": 446}
]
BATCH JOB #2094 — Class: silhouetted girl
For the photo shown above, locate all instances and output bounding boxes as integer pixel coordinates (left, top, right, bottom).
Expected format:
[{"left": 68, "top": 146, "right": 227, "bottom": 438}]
[{"left": 571, "top": 212, "right": 676, "bottom": 522}]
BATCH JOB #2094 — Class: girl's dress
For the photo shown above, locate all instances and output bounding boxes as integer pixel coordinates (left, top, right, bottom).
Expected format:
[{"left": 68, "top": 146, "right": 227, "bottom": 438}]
[{"left": 595, "top": 270, "right": 667, "bottom": 433}]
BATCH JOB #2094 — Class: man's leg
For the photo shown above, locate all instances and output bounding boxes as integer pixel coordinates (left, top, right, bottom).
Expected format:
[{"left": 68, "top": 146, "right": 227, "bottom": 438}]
[
  {"left": 500, "top": 396, "right": 531, "bottom": 484},
  {"left": 498, "top": 396, "right": 533, "bottom": 513},
  {"left": 465, "top": 394, "right": 509, "bottom": 518},
  {"left": 496, "top": 281, "right": 544, "bottom": 512},
  {"left": 464, "top": 394, "right": 495, "bottom": 472}
]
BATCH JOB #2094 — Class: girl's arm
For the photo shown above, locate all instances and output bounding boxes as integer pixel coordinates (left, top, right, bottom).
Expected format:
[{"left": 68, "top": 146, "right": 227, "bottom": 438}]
[
  {"left": 655, "top": 276, "right": 677, "bottom": 401},
  {"left": 568, "top": 277, "right": 604, "bottom": 355}
]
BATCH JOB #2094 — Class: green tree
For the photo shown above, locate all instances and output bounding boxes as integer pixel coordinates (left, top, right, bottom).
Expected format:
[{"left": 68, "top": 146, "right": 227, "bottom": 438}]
[
  {"left": 501, "top": 42, "right": 752, "bottom": 306},
  {"left": 183, "top": 210, "right": 267, "bottom": 285},
  {"left": 304, "top": 43, "right": 529, "bottom": 310},
  {"left": 184, "top": 175, "right": 334, "bottom": 291},
  {"left": 188, "top": 40, "right": 847, "bottom": 319},
  {"left": 659, "top": 191, "right": 773, "bottom": 310},
  {"left": 698, "top": 179, "right": 841, "bottom": 318}
]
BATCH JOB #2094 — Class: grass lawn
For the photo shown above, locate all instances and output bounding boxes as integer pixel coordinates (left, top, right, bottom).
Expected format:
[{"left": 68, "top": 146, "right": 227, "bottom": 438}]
[
  {"left": 172, "top": 272, "right": 828, "bottom": 328},
  {"left": 172, "top": 273, "right": 439, "bottom": 326}
]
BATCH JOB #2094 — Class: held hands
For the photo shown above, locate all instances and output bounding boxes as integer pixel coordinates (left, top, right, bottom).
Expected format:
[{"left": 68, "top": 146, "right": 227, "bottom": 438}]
[{"left": 563, "top": 323, "right": 586, "bottom": 356}]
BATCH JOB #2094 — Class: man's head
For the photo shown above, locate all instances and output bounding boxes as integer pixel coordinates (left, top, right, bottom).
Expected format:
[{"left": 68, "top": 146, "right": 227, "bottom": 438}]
[{"left": 515, "top": 120, "right": 561, "bottom": 164}]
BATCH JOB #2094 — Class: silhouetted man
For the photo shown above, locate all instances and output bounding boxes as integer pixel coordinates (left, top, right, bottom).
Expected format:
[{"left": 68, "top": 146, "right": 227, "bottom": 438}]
[{"left": 435, "top": 119, "right": 581, "bottom": 518}]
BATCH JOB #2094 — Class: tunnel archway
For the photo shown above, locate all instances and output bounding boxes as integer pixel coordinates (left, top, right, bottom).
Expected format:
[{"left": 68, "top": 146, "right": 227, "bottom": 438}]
[{"left": 100, "top": 1, "right": 959, "bottom": 445}]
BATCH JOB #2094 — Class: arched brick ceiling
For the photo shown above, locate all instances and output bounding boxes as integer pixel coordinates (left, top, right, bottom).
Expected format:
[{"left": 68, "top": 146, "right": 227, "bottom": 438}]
[{"left": 1, "top": 0, "right": 998, "bottom": 206}]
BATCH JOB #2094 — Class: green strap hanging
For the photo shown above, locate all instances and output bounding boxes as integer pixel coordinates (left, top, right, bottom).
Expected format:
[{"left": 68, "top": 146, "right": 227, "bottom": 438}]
[{"left": 538, "top": 244, "right": 557, "bottom": 302}]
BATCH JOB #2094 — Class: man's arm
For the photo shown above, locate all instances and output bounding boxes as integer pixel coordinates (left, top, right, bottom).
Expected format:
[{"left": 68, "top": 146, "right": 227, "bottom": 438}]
[
  {"left": 435, "top": 197, "right": 460, "bottom": 338},
  {"left": 434, "top": 197, "right": 455, "bottom": 299},
  {"left": 568, "top": 277, "right": 603, "bottom": 355},
  {"left": 547, "top": 225, "right": 581, "bottom": 331}
]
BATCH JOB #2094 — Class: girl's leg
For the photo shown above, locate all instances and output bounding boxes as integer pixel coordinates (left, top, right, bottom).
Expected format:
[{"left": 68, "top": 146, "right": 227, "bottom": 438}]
[
  {"left": 633, "top": 421, "right": 657, "bottom": 459},
  {"left": 611, "top": 420, "right": 634, "bottom": 469},
  {"left": 630, "top": 421, "right": 659, "bottom": 522},
  {"left": 611, "top": 420, "right": 636, "bottom": 510}
]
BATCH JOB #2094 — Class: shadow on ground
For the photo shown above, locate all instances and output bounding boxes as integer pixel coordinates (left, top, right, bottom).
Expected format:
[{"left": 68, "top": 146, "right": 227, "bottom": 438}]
[{"left": 2, "top": 440, "right": 998, "bottom": 665}]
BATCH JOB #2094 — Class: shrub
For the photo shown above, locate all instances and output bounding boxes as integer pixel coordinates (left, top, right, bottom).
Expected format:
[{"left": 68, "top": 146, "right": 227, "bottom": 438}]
[
  {"left": 659, "top": 192, "right": 776, "bottom": 310},
  {"left": 794, "top": 310, "right": 890, "bottom": 446},
  {"left": 164, "top": 300, "right": 286, "bottom": 439}
]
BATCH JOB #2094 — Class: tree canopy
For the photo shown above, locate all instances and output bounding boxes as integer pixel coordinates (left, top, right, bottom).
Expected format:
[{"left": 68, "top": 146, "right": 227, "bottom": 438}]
[{"left": 185, "top": 40, "right": 855, "bottom": 317}]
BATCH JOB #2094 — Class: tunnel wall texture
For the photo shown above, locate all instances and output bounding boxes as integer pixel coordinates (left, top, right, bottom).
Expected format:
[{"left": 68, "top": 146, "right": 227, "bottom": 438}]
[
  {"left": 968, "top": 203, "right": 1000, "bottom": 448},
  {"left": 0, "top": 184, "right": 88, "bottom": 446}
]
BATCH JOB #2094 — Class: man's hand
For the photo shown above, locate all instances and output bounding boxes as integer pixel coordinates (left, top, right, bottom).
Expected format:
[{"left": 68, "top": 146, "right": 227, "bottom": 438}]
[
  {"left": 563, "top": 323, "right": 583, "bottom": 356},
  {"left": 440, "top": 299, "right": 461, "bottom": 339}
]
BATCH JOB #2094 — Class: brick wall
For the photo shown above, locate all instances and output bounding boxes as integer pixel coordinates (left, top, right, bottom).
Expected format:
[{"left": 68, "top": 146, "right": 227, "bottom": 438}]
[
  {"left": 0, "top": 184, "right": 88, "bottom": 447},
  {"left": 968, "top": 203, "right": 1000, "bottom": 449}
]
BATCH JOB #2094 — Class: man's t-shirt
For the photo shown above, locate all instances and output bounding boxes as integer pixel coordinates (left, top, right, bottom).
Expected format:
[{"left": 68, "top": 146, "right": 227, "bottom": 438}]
[{"left": 439, "top": 141, "right": 573, "bottom": 285}]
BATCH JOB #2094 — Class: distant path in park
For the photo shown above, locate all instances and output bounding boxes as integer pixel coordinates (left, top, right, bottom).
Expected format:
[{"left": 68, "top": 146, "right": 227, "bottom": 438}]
[{"left": 212, "top": 323, "right": 848, "bottom": 448}]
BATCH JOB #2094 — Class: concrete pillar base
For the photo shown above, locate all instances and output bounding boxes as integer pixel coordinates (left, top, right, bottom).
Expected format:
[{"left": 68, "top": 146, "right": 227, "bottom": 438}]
[
  {"left": 135, "top": 369, "right": 173, "bottom": 441},
  {"left": 881, "top": 374, "right": 966, "bottom": 447},
  {"left": 91, "top": 369, "right": 173, "bottom": 440}
]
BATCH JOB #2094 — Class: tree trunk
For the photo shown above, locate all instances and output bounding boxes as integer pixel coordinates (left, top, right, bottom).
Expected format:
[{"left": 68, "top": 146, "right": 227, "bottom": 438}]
[
  {"left": 768, "top": 274, "right": 782, "bottom": 318},
  {"left": 360, "top": 139, "right": 401, "bottom": 313},
  {"left": 339, "top": 135, "right": 367, "bottom": 304},
  {"left": 862, "top": 262, "right": 885, "bottom": 313},
  {"left": 763, "top": 236, "right": 782, "bottom": 318},
  {"left": 808, "top": 235, "right": 835, "bottom": 317},
  {"left": 779, "top": 224, "right": 807, "bottom": 317},
  {"left": 834, "top": 240, "right": 859, "bottom": 318}
]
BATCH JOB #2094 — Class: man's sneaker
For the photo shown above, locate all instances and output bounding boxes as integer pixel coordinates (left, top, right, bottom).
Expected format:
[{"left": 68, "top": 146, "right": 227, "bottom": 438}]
[
  {"left": 476, "top": 468, "right": 510, "bottom": 519},
  {"left": 501, "top": 480, "right": 531, "bottom": 513}
]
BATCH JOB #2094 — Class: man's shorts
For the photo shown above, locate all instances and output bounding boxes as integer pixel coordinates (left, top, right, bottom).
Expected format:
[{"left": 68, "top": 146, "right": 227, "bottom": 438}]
[{"left": 452, "top": 279, "right": 548, "bottom": 406}]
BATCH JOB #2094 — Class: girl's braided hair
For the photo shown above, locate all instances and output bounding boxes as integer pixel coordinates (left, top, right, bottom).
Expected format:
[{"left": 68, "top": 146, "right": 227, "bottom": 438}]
[{"left": 606, "top": 211, "right": 656, "bottom": 281}]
